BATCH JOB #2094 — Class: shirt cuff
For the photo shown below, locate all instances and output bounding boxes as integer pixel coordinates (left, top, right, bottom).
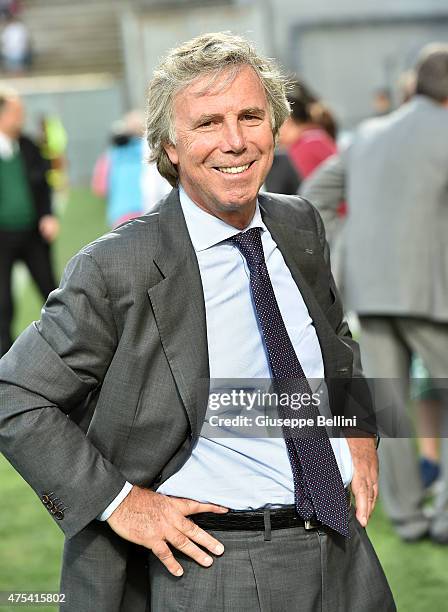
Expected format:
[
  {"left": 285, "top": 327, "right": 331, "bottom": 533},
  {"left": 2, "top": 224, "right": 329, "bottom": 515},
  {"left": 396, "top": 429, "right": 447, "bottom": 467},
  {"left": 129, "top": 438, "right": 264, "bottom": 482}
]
[{"left": 97, "top": 481, "right": 134, "bottom": 521}]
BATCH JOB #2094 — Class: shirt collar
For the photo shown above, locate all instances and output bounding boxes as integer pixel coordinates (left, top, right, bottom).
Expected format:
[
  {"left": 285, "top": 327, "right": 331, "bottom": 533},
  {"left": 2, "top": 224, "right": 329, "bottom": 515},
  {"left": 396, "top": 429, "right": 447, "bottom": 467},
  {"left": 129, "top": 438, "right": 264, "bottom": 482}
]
[
  {"left": 179, "top": 185, "right": 266, "bottom": 252},
  {"left": 0, "top": 132, "right": 18, "bottom": 160}
]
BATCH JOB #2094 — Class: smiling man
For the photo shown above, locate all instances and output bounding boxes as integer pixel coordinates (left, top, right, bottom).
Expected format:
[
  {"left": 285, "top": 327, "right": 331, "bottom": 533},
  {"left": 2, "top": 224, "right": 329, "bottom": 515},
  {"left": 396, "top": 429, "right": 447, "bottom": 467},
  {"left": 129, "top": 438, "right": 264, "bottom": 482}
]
[
  {"left": 0, "top": 33, "right": 395, "bottom": 611},
  {"left": 163, "top": 64, "right": 274, "bottom": 229}
]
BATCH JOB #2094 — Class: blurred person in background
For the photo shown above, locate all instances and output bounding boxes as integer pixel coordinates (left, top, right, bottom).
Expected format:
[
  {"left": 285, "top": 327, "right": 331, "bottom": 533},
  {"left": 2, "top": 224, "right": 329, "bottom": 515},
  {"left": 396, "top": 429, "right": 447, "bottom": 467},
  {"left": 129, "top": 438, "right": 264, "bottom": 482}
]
[
  {"left": 92, "top": 110, "right": 145, "bottom": 227},
  {"left": 0, "top": 0, "right": 20, "bottom": 20},
  {"left": 39, "top": 114, "right": 69, "bottom": 208},
  {"left": 397, "top": 69, "right": 416, "bottom": 105},
  {"left": 0, "top": 87, "right": 58, "bottom": 357},
  {"left": 92, "top": 109, "right": 170, "bottom": 227},
  {"left": 396, "top": 67, "right": 443, "bottom": 484},
  {"left": 302, "top": 43, "right": 448, "bottom": 543},
  {"left": 281, "top": 79, "right": 338, "bottom": 181},
  {"left": 371, "top": 88, "right": 393, "bottom": 116},
  {"left": 141, "top": 138, "right": 171, "bottom": 214},
  {"left": 264, "top": 79, "right": 338, "bottom": 196},
  {"left": 0, "top": 13, "right": 31, "bottom": 74}
]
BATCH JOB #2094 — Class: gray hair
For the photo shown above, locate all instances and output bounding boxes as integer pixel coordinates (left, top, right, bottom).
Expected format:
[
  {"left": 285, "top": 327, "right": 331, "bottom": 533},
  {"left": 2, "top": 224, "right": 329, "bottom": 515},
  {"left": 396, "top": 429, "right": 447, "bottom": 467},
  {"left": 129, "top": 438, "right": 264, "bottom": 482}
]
[
  {"left": 415, "top": 43, "right": 448, "bottom": 103},
  {"left": 146, "top": 32, "right": 290, "bottom": 186}
]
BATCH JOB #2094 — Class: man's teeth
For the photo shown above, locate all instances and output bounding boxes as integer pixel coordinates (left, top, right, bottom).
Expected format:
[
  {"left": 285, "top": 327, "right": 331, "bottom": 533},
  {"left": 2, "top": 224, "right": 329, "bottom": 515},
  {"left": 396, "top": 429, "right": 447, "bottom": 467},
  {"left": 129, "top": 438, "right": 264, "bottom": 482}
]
[{"left": 217, "top": 163, "right": 250, "bottom": 174}]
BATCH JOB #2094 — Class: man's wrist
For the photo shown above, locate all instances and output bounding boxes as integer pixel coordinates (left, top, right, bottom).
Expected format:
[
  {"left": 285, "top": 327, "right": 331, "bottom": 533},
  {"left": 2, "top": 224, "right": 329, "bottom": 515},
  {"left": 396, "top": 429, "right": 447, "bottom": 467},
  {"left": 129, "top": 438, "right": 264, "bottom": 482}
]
[
  {"left": 343, "top": 427, "right": 377, "bottom": 441},
  {"left": 97, "top": 481, "right": 134, "bottom": 521}
]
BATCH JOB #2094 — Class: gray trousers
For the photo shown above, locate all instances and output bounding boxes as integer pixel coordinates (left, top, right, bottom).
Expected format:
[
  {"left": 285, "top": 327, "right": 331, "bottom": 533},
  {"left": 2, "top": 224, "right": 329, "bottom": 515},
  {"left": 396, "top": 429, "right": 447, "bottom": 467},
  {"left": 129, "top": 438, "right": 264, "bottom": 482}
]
[
  {"left": 149, "top": 507, "right": 395, "bottom": 611},
  {"left": 359, "top": 316, "right": 448, "bottom": 538}
]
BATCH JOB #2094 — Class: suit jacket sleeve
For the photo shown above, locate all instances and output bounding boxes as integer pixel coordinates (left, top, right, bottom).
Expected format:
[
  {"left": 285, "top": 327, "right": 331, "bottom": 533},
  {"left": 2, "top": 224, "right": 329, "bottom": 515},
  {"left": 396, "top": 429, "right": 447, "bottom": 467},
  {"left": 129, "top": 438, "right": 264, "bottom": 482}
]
[
  {"left": 20, "top": 136, "right": 53, "bottom": 219},
  {"left": 300, "top": 153, "right": 346, "bottom": 245},
  {"left": 0, "top": 250, "right": 127, "bottom": 538}
]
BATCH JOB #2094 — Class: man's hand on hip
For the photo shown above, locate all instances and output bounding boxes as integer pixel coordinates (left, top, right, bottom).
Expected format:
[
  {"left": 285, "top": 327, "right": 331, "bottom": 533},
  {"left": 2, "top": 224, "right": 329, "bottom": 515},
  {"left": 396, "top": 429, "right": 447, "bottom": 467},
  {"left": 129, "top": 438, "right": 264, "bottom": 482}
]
[
  {"left": 346, "top": 434, "right": 379, "bottom": 527},
  {"left": 107, "top": 486, "right": 228, "bottom": 576}
]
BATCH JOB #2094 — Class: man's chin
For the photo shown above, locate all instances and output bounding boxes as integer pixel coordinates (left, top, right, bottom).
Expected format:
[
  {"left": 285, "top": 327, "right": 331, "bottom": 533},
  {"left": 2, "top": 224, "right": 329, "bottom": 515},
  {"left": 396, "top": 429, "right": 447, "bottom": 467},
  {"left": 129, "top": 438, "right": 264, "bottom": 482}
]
[
  {"left": 220, "top": 185, "right": 261, "bottom": 209},
  {"left": 216, "top": 196, "right": 256, "bottom": 213}
]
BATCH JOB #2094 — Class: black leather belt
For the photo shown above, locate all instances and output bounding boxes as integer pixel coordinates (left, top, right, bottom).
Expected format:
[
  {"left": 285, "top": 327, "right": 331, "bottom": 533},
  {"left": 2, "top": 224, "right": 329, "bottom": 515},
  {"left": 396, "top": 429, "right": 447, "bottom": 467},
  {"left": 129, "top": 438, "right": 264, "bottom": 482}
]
[{"left": 192, "top": 490, "right": 351, "bottom": 532}]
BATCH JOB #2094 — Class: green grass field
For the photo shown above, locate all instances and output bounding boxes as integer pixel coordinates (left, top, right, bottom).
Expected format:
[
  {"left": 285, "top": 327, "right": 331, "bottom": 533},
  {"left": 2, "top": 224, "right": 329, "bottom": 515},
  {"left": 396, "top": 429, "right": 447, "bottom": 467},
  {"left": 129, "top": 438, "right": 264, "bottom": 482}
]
[{"left": 0, "top": 189, "right": 447, "bottom": 610}]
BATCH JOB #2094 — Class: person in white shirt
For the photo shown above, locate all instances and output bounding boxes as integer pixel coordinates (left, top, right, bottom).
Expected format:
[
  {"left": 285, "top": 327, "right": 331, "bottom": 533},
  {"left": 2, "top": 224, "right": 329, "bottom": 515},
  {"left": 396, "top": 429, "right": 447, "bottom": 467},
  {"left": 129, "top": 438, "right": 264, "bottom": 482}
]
[{"left": 1, "top": 15, "right": 30, "bottom": 74}]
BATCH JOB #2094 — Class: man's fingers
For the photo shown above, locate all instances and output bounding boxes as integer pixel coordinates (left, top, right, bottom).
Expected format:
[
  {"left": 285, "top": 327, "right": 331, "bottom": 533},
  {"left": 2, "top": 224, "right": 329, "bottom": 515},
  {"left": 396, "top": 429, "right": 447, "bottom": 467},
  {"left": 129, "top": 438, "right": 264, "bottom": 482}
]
[
  {"left": 179, "top": 516, "right": 225, "bottom": 556},
  {"left": 366, "top": 481, "right": 378, "bottom": 522},
  {"left": 173, "top": 497, "right": 229, "bottom": 515},
  {"left": 372, "top": 482, "right": 379, "bottom": 504},
  {"left": 346, "top": 435, "right": 379, "bottom": 527},
  {"left": 367, "top": 496, "right": 374, "bottom": 524},
  {"left": 166, "top": 527, "right": 215, "bottom": 567},
  {"left": 152, "top": 541, "right": 184, "bottom": 577},
  {"left": 369, "top": 482, "right": 379, "bottom": 517},
  {"left": 353, "top": 483, "right": 369, "bottom": 526},
  {"left": 354, "top": 480, "right": 378, "bottom": 526}
]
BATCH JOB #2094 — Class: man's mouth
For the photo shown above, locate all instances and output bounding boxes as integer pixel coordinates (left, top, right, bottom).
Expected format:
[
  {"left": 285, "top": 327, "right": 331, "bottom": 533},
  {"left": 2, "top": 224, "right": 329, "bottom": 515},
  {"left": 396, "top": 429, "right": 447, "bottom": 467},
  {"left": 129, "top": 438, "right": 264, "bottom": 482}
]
[{"left": 214, "top": 162, "right": 253, "bottom": 174}]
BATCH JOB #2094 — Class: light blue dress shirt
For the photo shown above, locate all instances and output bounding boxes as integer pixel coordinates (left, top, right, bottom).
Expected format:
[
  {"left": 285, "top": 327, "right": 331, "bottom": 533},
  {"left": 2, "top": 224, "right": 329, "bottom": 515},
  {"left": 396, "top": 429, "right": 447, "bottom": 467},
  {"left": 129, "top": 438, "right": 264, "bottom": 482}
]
[{"left": 99, "top": 187, "right": 353, "bottom": 519}]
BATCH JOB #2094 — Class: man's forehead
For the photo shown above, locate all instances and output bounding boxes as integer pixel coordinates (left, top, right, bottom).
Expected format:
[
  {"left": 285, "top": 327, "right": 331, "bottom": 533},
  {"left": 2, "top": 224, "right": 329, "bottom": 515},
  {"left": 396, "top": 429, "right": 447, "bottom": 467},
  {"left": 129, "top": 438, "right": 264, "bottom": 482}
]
[
  {"left": 173, "top": 65, "right": 267, "bottom": 111},
  {"left": 176, "top": 64, "right": 264, "bottom": 98}
]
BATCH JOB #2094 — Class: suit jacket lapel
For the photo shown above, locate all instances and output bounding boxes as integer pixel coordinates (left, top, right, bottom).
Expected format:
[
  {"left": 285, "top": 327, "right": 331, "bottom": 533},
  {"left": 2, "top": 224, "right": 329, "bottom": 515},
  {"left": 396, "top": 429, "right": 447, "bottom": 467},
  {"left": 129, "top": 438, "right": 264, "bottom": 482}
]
[{"left": 147, "top": 189, "right": 209, "bottom": 437}]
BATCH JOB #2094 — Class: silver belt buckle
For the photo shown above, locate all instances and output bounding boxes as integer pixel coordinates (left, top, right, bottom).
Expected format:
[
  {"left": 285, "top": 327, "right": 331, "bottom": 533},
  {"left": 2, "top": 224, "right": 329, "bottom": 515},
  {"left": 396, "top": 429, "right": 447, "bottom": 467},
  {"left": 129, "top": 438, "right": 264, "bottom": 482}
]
[{"left": 304, "top": 490, "right": 351, "bottom": 531}]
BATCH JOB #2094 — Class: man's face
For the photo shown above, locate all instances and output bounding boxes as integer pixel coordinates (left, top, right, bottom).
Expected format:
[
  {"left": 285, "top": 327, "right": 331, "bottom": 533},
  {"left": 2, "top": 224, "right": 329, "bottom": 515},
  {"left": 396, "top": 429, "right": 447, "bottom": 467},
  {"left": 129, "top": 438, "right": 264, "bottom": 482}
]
[
  {"left": 0, "top": 97, "right": 24, "bottom": 139},
  {"left": 164, "top": 65, "right": 275, "bottom": 228}
]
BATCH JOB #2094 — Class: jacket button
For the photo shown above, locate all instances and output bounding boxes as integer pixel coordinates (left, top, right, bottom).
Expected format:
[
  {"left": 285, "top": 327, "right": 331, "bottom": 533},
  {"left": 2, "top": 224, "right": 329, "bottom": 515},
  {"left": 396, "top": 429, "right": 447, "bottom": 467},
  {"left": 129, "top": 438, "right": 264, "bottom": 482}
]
[{"left": 54, "top": 511, "right": 64, "bottom": 520}]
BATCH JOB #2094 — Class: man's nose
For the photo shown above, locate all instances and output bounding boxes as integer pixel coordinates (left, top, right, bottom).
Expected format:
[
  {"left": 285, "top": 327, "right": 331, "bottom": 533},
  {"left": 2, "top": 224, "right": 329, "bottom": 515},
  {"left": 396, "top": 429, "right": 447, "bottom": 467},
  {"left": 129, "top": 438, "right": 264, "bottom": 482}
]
[{"left": 220, "top": 119, "right": 246, "bottom": 154}]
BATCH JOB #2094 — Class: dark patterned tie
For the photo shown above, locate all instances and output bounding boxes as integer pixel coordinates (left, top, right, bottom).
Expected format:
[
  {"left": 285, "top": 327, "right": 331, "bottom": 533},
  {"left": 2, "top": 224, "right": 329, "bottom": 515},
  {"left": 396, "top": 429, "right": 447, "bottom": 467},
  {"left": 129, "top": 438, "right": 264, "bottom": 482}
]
[{"left": 228, "top": 227, "right": 349, "bottom": 537}]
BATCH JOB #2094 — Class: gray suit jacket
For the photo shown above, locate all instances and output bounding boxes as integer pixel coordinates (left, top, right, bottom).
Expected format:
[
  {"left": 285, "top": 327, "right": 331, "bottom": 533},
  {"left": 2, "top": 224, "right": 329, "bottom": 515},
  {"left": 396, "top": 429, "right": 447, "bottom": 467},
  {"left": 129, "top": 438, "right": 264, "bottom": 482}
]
[
  {"left": 0, "top": 189, "right": 367, "bottom": 611},
  {"left": 302, "top": 95, "right": 448, "bottom": 321}
]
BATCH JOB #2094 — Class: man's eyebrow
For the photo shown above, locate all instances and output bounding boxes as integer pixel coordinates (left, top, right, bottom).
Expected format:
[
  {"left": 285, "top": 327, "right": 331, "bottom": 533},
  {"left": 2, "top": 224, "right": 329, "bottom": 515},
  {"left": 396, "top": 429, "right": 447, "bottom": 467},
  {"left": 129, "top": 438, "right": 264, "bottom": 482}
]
[
  {"left": 193, "top": 113, "right": 223, "bottom": 126},
  {"left": 192, "top": 108, "right": 266, "bottom": 127},
  {"left": 239, "top": 107, "right": 266, "bottom": 116}
]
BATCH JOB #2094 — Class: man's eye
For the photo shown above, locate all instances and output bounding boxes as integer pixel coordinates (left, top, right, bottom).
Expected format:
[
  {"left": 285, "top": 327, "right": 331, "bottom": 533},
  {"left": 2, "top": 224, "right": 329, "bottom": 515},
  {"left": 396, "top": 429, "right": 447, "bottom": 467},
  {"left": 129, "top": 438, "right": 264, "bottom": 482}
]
[
  {"left": 243, "top": 114, "right": 261, "bottom": 122},
  {"left": 198, "top": 120, "right": 217, "bottom": 128}
]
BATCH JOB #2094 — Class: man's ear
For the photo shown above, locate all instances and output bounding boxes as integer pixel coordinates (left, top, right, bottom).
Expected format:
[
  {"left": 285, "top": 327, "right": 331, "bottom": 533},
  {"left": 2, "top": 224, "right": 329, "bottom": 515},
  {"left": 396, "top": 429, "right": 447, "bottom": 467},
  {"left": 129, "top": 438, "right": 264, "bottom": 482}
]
[{"left": 164, "top": 142, "right": 179, "bottom": 165}]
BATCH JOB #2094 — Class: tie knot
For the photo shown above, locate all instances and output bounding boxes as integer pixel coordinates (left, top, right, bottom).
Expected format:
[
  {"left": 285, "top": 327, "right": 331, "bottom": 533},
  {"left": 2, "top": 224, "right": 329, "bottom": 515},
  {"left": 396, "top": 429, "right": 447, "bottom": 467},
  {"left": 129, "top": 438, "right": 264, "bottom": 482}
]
[{"left": 228, "top": 227, "right": 265, "bottom": 269}]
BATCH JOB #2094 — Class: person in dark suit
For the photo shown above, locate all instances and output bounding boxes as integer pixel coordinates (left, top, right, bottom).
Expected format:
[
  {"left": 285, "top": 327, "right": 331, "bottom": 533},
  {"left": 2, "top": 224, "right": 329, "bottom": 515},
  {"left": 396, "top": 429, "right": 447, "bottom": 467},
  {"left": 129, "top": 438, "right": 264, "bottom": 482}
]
[
  {"left": 0, "top": 87, "right": 59, "bottom": 356},
  {"left": 0, "top": 33, "right": 395, "bottom": 611},
  {"left": 263, "top": 147, "right": 301, "bottom": 195}
]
